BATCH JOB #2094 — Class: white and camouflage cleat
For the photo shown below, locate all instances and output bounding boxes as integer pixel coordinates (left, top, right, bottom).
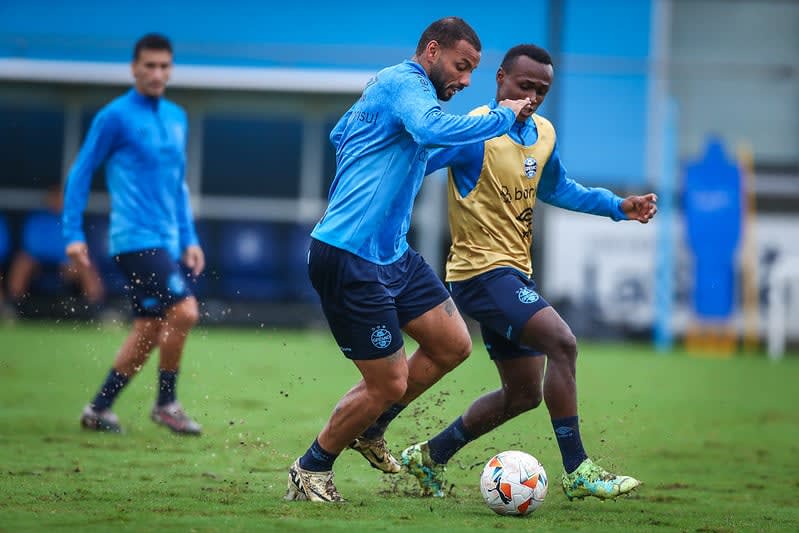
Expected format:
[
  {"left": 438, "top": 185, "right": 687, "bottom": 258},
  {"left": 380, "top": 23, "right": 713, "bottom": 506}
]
[
  {"left": 401, "top": 441, "right": 447, "bottom": 497},
  {"left": 562, "top": 458, "right": 641, "bottom": 500},
  {"left": 349, "top": 436, "right": 401, "bottom": 474},
  {"left": 285, "top": 458, "right": 345, "bottom": 502},
  {"left": 150, "top": 401, "right": 202, "bottom": 435},
  {"left": 80, "top": 404, "right": 122, "bottom": 433}
]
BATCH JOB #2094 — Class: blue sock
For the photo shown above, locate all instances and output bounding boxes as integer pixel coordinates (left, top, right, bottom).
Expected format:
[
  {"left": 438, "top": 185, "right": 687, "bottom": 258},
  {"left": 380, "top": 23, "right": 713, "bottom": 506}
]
[
  {"left": 91, "top": 369, "right": 129, "bottom": 411},
  {"left": 552, "top": 416, "right": 588, "bottom": 473},
  {"left": 427, "top": 416, "right": 473, "bottom": 465},
  {"left": 361, "top": 403, "right": 406, "bottom": 439},
  {"left": 157, "top": 369, "right": 178, "bottom": 406},
  {"left": 299, "top": 438, "right": 339, "bottom": 472}
]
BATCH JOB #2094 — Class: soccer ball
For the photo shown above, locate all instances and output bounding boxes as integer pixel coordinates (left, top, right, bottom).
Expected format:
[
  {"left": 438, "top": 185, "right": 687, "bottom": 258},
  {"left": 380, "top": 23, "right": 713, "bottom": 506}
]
[{"left": 480, "top": 450, "right": 548, "bottom": 516}]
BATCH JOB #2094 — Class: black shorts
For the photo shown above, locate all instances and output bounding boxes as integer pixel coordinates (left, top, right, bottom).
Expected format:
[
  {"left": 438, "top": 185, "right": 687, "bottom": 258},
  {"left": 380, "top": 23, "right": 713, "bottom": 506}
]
[
  {"left": 450, "top": 267, "right": 550, "bottom": 360},
  {"left": 308, "top": 238, "right": 449, "bottom": 360},
  {"left": 114, "top": 248, "right": 193, "bottom": 318}
]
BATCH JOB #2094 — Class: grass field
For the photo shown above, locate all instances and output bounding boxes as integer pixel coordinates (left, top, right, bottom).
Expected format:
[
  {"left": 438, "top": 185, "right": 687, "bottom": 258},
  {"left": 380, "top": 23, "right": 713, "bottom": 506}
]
[{"left": 1, "top": 321, "right": 798, "bottom": 532}]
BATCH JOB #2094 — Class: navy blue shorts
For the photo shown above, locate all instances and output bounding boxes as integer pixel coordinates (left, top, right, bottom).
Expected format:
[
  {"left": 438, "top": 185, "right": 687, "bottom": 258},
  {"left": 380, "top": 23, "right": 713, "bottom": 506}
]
[
  {"left": 449, "top": 268, "right": 550, "bottom": 360},
  {"left": 114, "top": 248, "right": 193, "bottom": 318},
  {"left": 308, "top": 238, "right": 450, "bottom": 360}
]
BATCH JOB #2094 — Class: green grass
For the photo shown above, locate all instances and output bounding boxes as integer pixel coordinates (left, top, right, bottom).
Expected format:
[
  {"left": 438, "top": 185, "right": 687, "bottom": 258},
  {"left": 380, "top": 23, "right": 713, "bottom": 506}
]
[{"left": 1, "top": 322, "right": 798, "bottom": 532}]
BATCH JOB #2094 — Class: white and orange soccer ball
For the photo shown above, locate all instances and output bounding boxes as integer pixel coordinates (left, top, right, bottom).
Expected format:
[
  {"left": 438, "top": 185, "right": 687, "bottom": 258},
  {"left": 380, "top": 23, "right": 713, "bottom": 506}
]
[{"left": 479, "top": 450, "right": 548, "bottom": 516}]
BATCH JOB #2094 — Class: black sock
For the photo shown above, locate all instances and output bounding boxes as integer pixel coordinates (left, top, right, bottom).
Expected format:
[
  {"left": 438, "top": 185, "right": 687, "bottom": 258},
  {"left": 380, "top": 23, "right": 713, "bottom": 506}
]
[
  {"left": 428, "top": 416, "right": 473, "bottom": 465},
  {"left": 157, "top": 369, "right": 178, "bottom": 406},
  {"left": 361, "top": 403, "right": 406, "bottom": 439},
  {"left": 552, "top": 415, "right": 589, "bottom": 473},
  {"left": 299, "top": 438, "right": 339, "bottom": 472},
  {"left": 91, "top": 369, "right": 129, "bottom": 411}
]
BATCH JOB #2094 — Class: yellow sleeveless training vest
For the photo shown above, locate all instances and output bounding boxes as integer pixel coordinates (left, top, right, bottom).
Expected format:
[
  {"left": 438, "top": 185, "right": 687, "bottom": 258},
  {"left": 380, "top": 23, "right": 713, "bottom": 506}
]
[{"left": 446, "top": 106, "right": 556, "bottom": 282}]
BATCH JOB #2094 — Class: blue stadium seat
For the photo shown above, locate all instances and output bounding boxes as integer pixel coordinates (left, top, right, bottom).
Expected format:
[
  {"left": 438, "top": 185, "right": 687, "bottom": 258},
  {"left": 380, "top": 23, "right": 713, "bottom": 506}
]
[
  {"left": 21, "top": 210, "right": 65, "bottom": 293},
  {"left": 0, "top": 213, "right": 10, "bottom": 263},
  {"left": 22, "top": 210, "right": 66, "bottom": 264},
  {"left": 218, "top": 221, "right": 284, "bottom": 301},
  {"left": 284, "top": 224, "right": 318, "bottom": 303}
]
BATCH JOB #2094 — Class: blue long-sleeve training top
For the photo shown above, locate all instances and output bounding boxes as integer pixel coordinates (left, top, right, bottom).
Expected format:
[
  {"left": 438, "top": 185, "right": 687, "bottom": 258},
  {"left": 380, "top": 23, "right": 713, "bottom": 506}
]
[
  {"left": 62, "top": 88, "right": 199, "bottom": 260},
  {"left": 426, "top": 99, "right": 627, "bottom": 220},
  {"left": 312, "top": 60, "right": 517, "bottom": 264}
]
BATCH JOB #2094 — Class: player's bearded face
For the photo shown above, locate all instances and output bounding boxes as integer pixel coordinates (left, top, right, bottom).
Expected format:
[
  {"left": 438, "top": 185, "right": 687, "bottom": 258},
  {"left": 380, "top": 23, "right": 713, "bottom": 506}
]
[
  {"left": 428, "top": 61, "right": 458, "bottom": 101},
  {"left": 428, "top": 40, "right": 480, "bottom": 101},
  {"left": 132, "top": 49, "right": 173, "bottom": 98}
]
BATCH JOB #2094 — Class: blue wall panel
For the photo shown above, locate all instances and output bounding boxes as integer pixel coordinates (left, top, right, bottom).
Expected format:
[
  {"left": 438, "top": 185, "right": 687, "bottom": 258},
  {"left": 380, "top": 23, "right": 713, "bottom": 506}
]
[
  {"left": 1, "top": 0, "right": 656, "bottom": 184},
  {"left": 0, "top": 0, "right": 549, "bottom": 69},
  {"left": 0, "top": 0, "right": 550, "bottom": 114},
  {"left": 555, "top": 0, "right": 652, "bottom": 184},
  {"left": 557, "top": 73, "right": 649, "bottom": 184},
  {"left": 563, "top": 0, "right": 651, "bottom": 58}
]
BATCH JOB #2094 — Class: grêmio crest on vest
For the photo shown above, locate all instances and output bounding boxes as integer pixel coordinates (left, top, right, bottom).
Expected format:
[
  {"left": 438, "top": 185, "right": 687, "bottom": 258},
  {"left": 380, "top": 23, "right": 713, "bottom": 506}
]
[{"left": 524, "top": 156, "right": 538, "bottom": 178}]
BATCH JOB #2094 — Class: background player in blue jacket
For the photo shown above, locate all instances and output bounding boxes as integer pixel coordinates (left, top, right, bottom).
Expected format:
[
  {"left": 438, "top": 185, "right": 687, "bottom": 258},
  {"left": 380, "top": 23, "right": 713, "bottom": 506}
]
[
  {"left": 286, "top": 17, "right": 532, "bottom": 502},
  {"left": 396, "top": 44, "right": 657, "bottom": 500},
  {"left": 62, "top": 34, "right": 205, "bottom": 435},
  {"left": 7, "top": 186, "right": 104, "bottom": 315}
]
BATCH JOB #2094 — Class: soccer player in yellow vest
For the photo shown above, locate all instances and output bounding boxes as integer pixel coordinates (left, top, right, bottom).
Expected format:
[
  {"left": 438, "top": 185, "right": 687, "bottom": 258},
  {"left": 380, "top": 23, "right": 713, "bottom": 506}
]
[{"left": 361, "top": 44, "right": 657, "bottom": 500}]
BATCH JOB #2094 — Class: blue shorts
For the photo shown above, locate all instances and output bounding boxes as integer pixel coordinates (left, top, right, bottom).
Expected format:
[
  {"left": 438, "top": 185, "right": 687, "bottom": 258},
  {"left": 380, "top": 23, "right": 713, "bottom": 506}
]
[
  {"left": 308, "top": 238, "right": 450, "bottom": 360},
  {"left": 449, "top": 268, "right": 550, "bottom": 360},
  {"left": 114, "top": 248, "right": 193, "bottom": 318}
]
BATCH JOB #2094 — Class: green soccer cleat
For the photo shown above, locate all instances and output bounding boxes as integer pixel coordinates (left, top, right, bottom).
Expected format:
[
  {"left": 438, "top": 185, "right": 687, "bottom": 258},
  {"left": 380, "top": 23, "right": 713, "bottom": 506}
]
[
  {"left": 400, "top": 441, "right": 447, "bottom": 497},
  {"left": 561, "top": 458, "right": 641, "bottom": 500}
]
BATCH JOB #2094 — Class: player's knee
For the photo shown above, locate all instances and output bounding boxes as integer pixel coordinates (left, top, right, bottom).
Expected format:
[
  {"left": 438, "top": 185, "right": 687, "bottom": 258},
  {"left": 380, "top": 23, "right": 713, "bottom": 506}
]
[
  {"left": 564, "top": 333, "right": 578, "bottom": 361},
  {"left": 421, "top": 332, "right": 471, "bottom": 372},
  {"left": 183, "top": 304, "right": 200, "bottom": 328},
  {"left": 506, "top": 388, "right": 543, "bottom": 417},
  {"left": 440, "top": 337, "right": 471, "bottom": 372},
  {"left": 380, "top": 376, "right": 408, "bottom": 405},
  {"left": 552, "top": 331, "right": 577, "bottom": 362},
  {"left": 173, "top": 299, "right": 199, "bottom": 329},
  {"left": 450, "top": 333, "right": 472, "bottom": 368}
]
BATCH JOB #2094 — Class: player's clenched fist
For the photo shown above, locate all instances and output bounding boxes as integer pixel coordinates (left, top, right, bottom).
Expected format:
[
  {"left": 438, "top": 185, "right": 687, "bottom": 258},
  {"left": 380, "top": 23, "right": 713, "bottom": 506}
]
[
  {"left": 65, "top": 241, "right": 91, "bottom": 269},
  {"left": 621, "top": 193, "right": 658, "bottom": 223}
]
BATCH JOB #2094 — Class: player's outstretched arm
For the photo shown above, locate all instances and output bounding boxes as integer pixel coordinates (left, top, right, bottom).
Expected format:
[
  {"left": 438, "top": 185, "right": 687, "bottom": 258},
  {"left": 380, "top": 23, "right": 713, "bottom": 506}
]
[
  {"left": 620, "top": 193, "right": 658, "bottom": 223},
  {"left": 395, "top": 73, "right": 531, "bottom": 147},
  {"left": 62, "top": 110, "right": 118, "bottom": 249}
]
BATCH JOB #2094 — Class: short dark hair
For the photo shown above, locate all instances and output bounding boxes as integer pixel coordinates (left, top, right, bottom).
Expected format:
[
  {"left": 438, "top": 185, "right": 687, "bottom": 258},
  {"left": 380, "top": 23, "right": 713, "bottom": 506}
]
[
  {"left": 133, "top": 33, "right": 173, "bottom": 60},
  {"left": 501, "top": 44, "right": 553, "bottom": 72},
  {"left": 415, "top": 17, "right": 481, "bottom": 55}
]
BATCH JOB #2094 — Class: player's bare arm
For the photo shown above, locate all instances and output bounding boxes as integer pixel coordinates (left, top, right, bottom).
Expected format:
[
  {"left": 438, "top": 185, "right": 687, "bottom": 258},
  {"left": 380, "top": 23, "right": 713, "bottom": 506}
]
[{"left": 621, "top": 193, "right": 658, "bottom": 223}]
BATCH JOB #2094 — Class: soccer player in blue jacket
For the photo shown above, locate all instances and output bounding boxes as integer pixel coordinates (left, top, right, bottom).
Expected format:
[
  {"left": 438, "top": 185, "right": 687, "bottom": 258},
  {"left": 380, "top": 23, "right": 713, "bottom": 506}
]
[
  {"left": 286, "top": 17, "right": 532, "bottom": 502},
  {"left": 63, "top": 34, "right": 204, "bottom": 435},
  {"left": 395, "top": 44, "right": 657, "bottom": 500}
]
